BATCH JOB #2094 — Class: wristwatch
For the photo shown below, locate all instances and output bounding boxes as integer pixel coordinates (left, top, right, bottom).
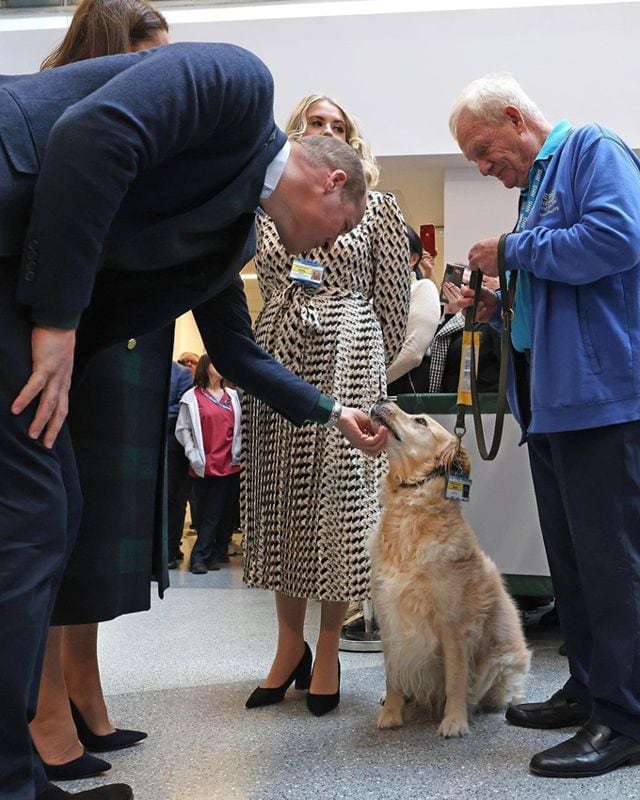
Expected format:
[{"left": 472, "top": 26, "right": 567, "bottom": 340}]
[{"left": 325, "top": 400, "right": 343, "bottom": 427}]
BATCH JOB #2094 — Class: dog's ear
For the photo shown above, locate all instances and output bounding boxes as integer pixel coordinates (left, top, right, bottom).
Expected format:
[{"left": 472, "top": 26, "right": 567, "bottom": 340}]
[{"left": 438, "top": 440, "right": 471, "bottom": 476}]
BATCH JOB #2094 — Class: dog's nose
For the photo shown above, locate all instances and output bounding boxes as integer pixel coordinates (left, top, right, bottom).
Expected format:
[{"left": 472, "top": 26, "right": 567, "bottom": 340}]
[{"left": 370, "top": 397, "right": 393, "bottom": 417}]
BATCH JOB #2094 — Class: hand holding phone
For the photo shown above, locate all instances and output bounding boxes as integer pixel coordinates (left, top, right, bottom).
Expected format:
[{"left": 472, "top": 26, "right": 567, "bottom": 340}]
[
  {"left": 440, "top": 263, "right": 465, "bottom": 303},
  {"left": 420, "top": 224, "right": 437, "bottom": 258}
]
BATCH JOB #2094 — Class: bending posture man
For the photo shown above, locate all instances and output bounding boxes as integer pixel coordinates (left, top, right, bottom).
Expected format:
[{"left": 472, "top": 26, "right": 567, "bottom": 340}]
[
  {"left": 0, "top": 43, "right": 384, "bottom": 800},
  {"left": 449, "top": 73, "right": 640, "bottom": 779}
]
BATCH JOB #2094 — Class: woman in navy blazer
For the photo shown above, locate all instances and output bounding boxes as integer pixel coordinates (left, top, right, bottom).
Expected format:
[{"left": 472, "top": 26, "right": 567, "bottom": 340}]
[{"left": 28, "top": 0, "right": 168, "bottom": 788}]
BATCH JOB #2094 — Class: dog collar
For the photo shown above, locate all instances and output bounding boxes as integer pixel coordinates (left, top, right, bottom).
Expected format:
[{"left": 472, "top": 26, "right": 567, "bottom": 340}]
[{"left": 398, "top": 465, "right": 446, "bottom": 489}]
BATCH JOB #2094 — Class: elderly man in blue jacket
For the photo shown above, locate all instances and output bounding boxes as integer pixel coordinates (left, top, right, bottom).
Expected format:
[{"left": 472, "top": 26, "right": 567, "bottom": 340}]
[
  {"left": 449, "top": 74, "right": 640, "bottom": 779},
  {"left": 0, "top": 43, "right": 384, "bottom": 800}
]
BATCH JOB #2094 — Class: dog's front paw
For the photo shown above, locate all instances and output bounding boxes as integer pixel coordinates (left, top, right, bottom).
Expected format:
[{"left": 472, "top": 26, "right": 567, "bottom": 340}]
[
  {"left": 438, "top": 715, "right": 469, "bottom": 738},
  {"left": 377, "top": 706, "right": 404, "bottom": 729}
]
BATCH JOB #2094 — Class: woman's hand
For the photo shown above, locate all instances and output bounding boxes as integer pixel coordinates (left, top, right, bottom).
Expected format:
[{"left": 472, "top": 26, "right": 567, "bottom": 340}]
[
  {"left": 336, "top": 406, "right": 387, "bottom": 456},
  {"left": 441, "top": 281, "right": 464, "bottom": 311},
  {"left": 11, "top": 326, "right": 76, "bottom": 448}
]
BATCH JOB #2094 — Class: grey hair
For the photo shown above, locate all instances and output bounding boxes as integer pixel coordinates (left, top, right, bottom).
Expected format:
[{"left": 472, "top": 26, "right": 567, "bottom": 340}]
[{"left": 449, "top": 73, "right": 547, "bottom": 141}]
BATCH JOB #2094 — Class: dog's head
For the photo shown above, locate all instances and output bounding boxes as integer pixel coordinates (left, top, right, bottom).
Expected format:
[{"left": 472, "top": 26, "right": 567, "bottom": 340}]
[{"left": 370, "top": 399, "right": 470, "bottom": 485}]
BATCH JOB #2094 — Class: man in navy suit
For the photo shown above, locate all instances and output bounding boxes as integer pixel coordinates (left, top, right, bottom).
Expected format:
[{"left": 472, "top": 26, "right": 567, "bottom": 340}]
[
  {"left": 0, "top": 43, "right": 385, "bottom": 800},
  {"left": 167, "top": 358, "right": 195, "bottom": 566}
]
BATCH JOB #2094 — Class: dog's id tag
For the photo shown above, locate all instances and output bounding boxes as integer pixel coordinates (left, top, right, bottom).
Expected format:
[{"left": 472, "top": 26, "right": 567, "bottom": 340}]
[
  {"left": 289, "top": 258, "right": 325, "bottom": 287},
  {"left": 445, "top": 471, "right": 472, "bottom": 502}
]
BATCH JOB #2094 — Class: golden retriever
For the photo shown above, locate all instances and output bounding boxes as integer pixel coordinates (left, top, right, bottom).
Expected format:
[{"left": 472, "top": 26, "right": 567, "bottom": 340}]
[{"left": 369, "top": 400, "right": 530, "bottom": 738}]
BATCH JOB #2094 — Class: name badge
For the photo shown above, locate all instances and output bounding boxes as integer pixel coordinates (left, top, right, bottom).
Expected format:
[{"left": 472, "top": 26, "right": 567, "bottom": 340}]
[
  {"left": 445, "top": 471, "right": 472, "bottom": 502},
  {"left": 289, "top": 258, "right": 325, "bottom": 287}
]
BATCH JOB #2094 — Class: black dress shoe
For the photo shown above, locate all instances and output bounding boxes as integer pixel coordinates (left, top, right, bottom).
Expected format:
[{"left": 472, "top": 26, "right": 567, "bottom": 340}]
[
  {"left": 539, "top": 606, "right": 560, "bottom": 627},
  {"left": 506, "top": 688, "right": 589, "bottom": 729},
  {"left": 530, "top": 722, "right": 640, "bottom": 777},
  {"left": 70, "top": 699, "right": 147, "bottom": 752},
  {"left": 37, "top": 782, "right": 133, "bottom": 799},
  {"left": 246, "top": 642, "right": 312, "bottom": 708},
  {"left": 43, "top": 752, "right": 111, "bottom": 781},
  {"left": 205, "top": 559, "right": 221, "bottom": 570},
  {"left": 190, "top": 560, "right": 208, "bottom": 574},
  {"left": 307, "top": 661, "right": 341, "bottom": 717},
  {"left": 167, "top": 559, "right": 178, "bottom": 570}
]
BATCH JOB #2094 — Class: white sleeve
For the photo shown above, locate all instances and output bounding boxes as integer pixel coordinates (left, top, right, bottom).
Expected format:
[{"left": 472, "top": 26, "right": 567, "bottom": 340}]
[
  {"left": 386, "top": 280, "right": 441, "bottom": 384},
  {"left": 175, "top": 402, "right": 202, "bottom": 469}
]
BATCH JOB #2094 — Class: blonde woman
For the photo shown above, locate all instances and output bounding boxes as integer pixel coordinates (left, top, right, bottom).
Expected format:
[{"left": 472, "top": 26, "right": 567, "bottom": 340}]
[{"left": 244, "top": 95, "right": 410, "bottom": 716}]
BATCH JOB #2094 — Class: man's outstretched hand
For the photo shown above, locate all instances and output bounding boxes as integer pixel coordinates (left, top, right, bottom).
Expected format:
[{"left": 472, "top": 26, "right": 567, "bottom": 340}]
[{"left": 337, "top": 406, "right": 387, "bottom": 456}]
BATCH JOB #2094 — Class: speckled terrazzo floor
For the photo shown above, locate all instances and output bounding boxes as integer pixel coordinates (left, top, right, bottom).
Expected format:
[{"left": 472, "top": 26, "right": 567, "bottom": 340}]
[{"left": 54, "top": 544, "right": 639, "bottom": 800}]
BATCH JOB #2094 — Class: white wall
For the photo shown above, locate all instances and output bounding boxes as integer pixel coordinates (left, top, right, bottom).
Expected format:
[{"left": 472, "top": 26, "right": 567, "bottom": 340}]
[
  {"left": 444, "top": 167, "right": 518, "bottom": 266},
  {"left": 2, "top": 0, "right": 638, "bottom": 347},
  {"left": 2, "top": 1, "right": 639, "bottom": 153},
  {"left": 173, "top": 312, "right": 203, "bottom": 360}
]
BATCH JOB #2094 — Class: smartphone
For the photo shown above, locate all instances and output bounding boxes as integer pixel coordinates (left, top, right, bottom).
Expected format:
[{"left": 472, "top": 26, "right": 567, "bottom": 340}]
[
  {"left": 420, "top": 223, "right": 437, "bottom": 258},
  {"left": 440, "top": 263, "right": 465, "bottom": 303}
]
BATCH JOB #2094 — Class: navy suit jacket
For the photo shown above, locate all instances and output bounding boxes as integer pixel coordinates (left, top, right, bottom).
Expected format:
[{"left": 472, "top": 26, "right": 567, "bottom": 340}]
[
  {"left": 0, "top": 43, "right": 319, "bottom": 424},
  {"left": 169, "top": 362, "right": 194, "bottom": 423}
]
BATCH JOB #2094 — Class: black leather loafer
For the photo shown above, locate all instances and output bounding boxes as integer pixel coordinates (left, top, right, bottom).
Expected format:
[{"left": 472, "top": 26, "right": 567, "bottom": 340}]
[
  {"left": 506, "top": 688, "right": 589, "bottom": 729},
  {"left": 530, "top": 722, "right": 640, "bottom": 778}
]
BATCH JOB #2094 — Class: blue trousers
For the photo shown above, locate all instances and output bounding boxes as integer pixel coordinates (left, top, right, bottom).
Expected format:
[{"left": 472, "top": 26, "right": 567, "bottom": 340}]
[
  {"left": 190, "top": 472, "right": 239, "bottom": 564},
  {"left": 528, "top": 422, "right": 640, "bottom": 739},
  {"left": 167, "top": 436, "right": 191, "bottom": 559},
  {"left": 0, "top": 264, "right": 82, "bottom": 799}
]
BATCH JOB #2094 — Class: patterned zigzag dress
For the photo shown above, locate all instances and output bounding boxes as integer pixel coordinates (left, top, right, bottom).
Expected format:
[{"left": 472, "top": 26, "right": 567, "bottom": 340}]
[{"left": 243, "top": 191, "right": 410, "bottom": 601}]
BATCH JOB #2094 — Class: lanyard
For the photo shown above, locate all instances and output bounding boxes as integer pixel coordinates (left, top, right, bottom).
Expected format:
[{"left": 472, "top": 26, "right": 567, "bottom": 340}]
[
  {"left": 201, "top": 389, "right": 232, "bottom": 412},
  {"left": 516, "top": 165, "right": 544, "bottom": 232}
]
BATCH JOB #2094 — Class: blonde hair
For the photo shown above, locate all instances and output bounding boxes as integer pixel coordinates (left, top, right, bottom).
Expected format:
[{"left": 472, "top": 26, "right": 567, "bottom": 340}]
[
  {"left": 285, "top": 94, "right": 379, "bottom": 189},
  {"left": 449, "top": 73, "right": 547, "bottom": 142}
]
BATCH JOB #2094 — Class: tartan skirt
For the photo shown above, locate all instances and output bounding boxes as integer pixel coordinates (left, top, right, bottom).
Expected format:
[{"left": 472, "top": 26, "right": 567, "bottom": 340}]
[{"left": 51, "top": 328, "right": 172, "bottom": 625}]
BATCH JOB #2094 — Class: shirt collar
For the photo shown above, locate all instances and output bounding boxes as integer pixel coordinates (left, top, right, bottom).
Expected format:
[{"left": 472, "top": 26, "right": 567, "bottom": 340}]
[
  {"left": 260, "top": 140, "right": 291, "bottom": 199},
  {"left": 536, "top": 119, "right": 573, "bottom": 162},
  {"left": 521, "top": 119, "right": 573, "bottom": 198}
]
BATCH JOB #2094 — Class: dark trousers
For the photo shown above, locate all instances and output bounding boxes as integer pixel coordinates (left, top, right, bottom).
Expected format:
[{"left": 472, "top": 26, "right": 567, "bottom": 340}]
[
  {"left": 0, "top": 264, "right": 82, "bottom": 799},
  {"left": 190, "top": 472, "right": 240, "bottom": 564},
  {"left": 528, "top": 421, "right": 640, "bottom": 739},
  {"left": 167, "top": 437, "right": 191, "bottom": 558}
]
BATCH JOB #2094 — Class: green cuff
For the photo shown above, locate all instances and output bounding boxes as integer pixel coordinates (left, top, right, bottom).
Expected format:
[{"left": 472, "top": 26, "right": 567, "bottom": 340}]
[
  {"left": 32, "top": 310, "right": 81, "bottom": 330},
  {"left": 307, "top": 393, "right": 334, "bottom": 424}
]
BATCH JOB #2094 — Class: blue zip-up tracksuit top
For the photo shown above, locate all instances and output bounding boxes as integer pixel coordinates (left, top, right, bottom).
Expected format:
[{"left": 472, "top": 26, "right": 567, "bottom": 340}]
[{"left": 503, "top": 123, "right": 640, "bottom": 435}]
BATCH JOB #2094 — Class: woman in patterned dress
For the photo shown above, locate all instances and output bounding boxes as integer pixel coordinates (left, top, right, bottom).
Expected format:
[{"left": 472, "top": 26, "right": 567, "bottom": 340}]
[{"left": 244, "top": 96, "right": 410, "bottom": 715}]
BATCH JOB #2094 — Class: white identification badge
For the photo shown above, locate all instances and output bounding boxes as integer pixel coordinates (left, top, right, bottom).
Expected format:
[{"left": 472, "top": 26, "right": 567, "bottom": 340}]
[
  {"left": 445, "top": 471, "right": 472, "bottom": 502},
  {"left": 289, "top": 258, "right": 325, "bottom": 287}
]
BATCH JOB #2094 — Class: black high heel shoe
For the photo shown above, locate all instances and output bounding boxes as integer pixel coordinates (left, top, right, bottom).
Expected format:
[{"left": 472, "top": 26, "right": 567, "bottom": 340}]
[
  {"left": 43, "top": 752, "right": 111, "bottom": 781},
  {"left": 70, "top": 700, "right": 148, "bottom": 752},
  {"left": 245, "top": 642, "right": 312, "bottom": 708},
  {"left": 306, "top": 661, "right": 341, "bottom": 717}
]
